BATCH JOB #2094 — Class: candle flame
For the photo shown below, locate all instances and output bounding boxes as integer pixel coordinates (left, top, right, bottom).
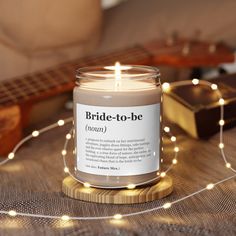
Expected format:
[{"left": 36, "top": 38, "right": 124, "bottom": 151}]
[
  {"left": 104, "top": 63, "right": 131, "bottom": 73},
  {"left": 115, "top": 62, "right": 121, "bottom": 81},
  {"left": 104, "top": 62, "right": 132, "bottom": 90}
]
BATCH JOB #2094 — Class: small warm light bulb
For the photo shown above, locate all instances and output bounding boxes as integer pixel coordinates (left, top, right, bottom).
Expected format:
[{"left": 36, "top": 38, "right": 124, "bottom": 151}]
[
  {"left": 156, "top": 172, "right": 160, "bottom": 176},
  {"left": 164, "top": 126, "right": 170, "bottom": 133},
  {"left": 61, "top": 215, "right": 70, "bottom": 221},
  {"left": 226, "top": 163, "right": 231, "bottom": 168},
  {"left": 32, "top": 130, "right": 39, "bottom": 137},
  {"left": 206, "top": 183, "right": 214, "bottom": 190},
  {"left": 219, "top": 98, "right": 225, "bottom": 105},
  {"left": 174, "top": 147, "right": 179, "bottom": 152},
  {"left": 8, "top": 210, "right": 17, "bottom": 216},
  {"left": 211, "top": 84, "right": 218, "bottom": 90},
  {"left": 127, "top": 184, "right": 136, "bottom": 189},
  {"left": 61, "top": 150, "right": 67, "bottom": 155},
  {"left": 113, "top": 214, "right": 122, "bottom": 220},
  {"left": 172, "top": 159, "right": 177, "bottom": 164},
  {"left": 192, "top": 78, "right": 199, "bottom": 85},
  {"left": 219, "top": 143, "right": 224, "bottom": 149},
  {"left": 83, "top": 182, "right": 91, "bottom": 188},
  {"left": 219, "top": 120, "right": 225, "bottom": 126},
  {"left": 66, "top": 134, "right": 72, "bottom": 140},
  {"left": 58, "top": 120, "right": 65, "bottom": 126},
  {"left": 171, "top": 136, "right": 176, "bottom": 142},
  {"left": 8, "top": 152, "right": 15, "bottom": 160},
  {"left": 160, "top": 172, "right": 166, "bottom": 178},
  {"left": 64, "top": 167, "right": 69, "bottom": 173},
  {"left": 163, "top": 202, "right": 172, "bottom": 209},
  {"left": 162, "top": 82, "right": 170, "bottom": 92}
]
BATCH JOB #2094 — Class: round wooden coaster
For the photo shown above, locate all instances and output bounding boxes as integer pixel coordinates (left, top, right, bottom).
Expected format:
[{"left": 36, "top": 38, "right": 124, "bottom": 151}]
[{"left": 62, "top": 176, "right": 173, "bottom": 204}]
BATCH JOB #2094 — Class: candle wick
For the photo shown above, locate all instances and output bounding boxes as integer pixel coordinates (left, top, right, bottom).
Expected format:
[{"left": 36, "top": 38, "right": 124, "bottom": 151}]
[
  {"left": 115, "top": 62, "right": 121, "bottom": 81},
  {"left": 115, "top": 80, "right": 121, "bottom": 91},
  {"left": 115, "top": 62, "right": 121, "bottom": 91}
]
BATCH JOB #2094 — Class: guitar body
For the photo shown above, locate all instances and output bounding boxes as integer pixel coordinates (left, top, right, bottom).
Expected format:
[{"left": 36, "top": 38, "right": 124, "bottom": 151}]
[{"left": 0, "top": 105, "right": 22, "bottom": 156}]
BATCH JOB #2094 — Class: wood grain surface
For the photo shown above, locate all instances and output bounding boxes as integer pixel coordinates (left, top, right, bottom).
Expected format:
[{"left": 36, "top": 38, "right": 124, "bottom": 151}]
[{"left": 62, "top": 175, "right": 173, "bottom": 204}]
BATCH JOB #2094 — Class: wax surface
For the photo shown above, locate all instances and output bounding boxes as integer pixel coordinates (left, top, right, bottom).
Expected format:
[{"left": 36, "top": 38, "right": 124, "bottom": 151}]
[{"left": 74, "top": 79, "right": 161, "bottom": 106}]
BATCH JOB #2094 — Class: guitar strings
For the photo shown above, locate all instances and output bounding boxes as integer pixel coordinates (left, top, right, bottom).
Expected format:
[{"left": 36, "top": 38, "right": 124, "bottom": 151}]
[{"left": 0, "top": 39, "right": 219, "bottom": 105}]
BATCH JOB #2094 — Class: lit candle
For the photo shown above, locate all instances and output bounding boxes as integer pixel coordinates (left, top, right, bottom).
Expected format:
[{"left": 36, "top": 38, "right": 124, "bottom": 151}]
[{"left": 73, "top": 64, "right": 162, "bottom": 188}]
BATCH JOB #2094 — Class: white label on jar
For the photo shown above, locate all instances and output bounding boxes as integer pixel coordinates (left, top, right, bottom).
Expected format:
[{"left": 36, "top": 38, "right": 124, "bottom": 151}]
[{"left": 76, "top": 103, "right": 160, "bottom": 176}]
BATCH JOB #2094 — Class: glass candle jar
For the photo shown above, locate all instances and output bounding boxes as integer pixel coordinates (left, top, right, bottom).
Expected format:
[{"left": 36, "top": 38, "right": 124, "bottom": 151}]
[{"left": 73, "top": 64, "right": 162, "bottom": 188}]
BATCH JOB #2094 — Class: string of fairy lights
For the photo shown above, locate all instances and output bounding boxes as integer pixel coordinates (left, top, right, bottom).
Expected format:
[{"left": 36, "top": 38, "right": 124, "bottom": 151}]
[{"left": 0, "top": 79, "right": 235, "bottom": 222}]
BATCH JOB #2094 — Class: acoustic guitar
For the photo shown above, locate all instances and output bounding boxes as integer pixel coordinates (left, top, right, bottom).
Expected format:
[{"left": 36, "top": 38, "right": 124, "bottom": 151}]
[{"left": 0, "top": 38, "right": 234, "bottom": 156}]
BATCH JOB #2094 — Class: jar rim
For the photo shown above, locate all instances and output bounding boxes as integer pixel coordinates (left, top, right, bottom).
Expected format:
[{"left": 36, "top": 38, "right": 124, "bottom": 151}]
[{"left": 76, "top": 65, "right": 160, "bottom": 80}]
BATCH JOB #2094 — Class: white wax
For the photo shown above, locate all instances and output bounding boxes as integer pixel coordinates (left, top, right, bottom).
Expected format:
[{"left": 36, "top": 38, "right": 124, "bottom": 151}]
[
  {"left": 79, "top": 78, "right": 156, "bottom": 91},
  {"left": 74, "top": 79, "right": 161, "bottom": 107}
]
